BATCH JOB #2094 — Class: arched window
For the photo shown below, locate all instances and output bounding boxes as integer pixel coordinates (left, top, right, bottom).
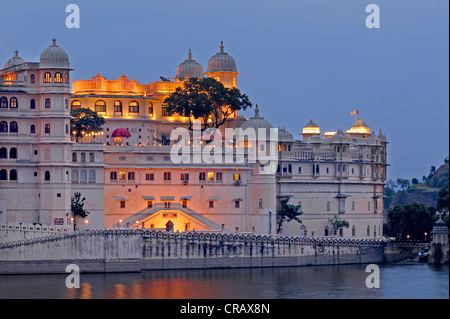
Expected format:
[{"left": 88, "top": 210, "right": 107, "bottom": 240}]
[
  {"left": 44, "top": 170, "right": 50, "bottom": 181},
  {"left": 80, "top": 152, "right": 86, "bottom": 162},
  {"left": 71, "top": 170, "right": 78, "bottom": 183},
  {"left": 9, "top": 169, "right": 17, "bottom": 181},
  {"left": 95, "top": 100, "right": 106, "bottom": 113},
  {"left": 352, "top": 201, "right": 355, "bottom": 211},
  {"left": 65, "top": 99, "right": 68, "bottom": 109},
  {"left": 30, "top": 124, "right": 36, "bottom": 134},
  {"left": 30, "top": 74, "right": 35, "bottom": 83},
  {"left": 216, "top": 172, "right": 223, "bottom": 181},
  {"left": 128, "top": 172, "right": 135, "bottom": 180},
  {"left": 10, "top": 121, "right": 18, "bottom": 133},
  {"left": 298, "top": 166, "right": 302, "bottom": 174},
  {"left": 0, "top": 121, "right": 8, "bottom": 132},
  {"left": 114, "top": 101, "right": 122, "bottom": 115},
  {"left": 80, "top": 170, "right": 87, "bottom": 183},
  {"left": 65, "top": 73, "right": 69, "bottom": 83},
  {"left": 89, "top": 170, "right": 96, "bottom": 183},
  {"left": 326, "top": 201, "right": 331, "bottom": 211},
  {"left": 89, "top": 152, "right": 94, "bottom": 162},
  {"left": 0, "top": 169, "right": 7, "bottom": 180},
  {"left": 10, "top": 97, "right": 18, "bottom": 108},
  {"left": 9, "top": 148, "right": 17, "bottom": 159},
  {"left": 0, "top": 97, "right": 7, "bottom": 108},
  {"left": 110, "top": 171, "right": 117, "bottom": 181},
  {"left": 148, "top": 102, "right": 153, "bottom": 115},
  {"left": 65, "top": 124, "right": 69, "bottom": 134},
  {"left": 0, "top": 148, "right": 7, "bottom": 158},
  {"left": 44, "top": 124, "right": 50, "bottom": 134},
  {"left": 367, "top": 226, "right": 370, "bottom": 237},
  {"left": 72, "top": 152, "right": 77, "bottom": 162},
  {"left": 71, "top": 100, "right": 81, "bottom": 110},
  {"left": 129, "top": 101, "right": 139, "bottom": 114},
  {"left": 55, "top": 72, "right": 63, "bottom": 83},
  {"left": 30, "top": 99, "right": 35, "bottom": 109},
  {"left": 199, "top": 172, "right": 206, "bottom": 181},
  {"left": 44, "top": 72, "right": 51, "bottom": 83},
  {"left": 45, "top": 98, "right": 51, "bottom": 108}
]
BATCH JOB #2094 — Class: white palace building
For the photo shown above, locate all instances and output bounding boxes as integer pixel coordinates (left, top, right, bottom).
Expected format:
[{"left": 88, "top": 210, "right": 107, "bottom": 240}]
[{"left": 0, "top": 39, "right": 388, "bottom": 240}]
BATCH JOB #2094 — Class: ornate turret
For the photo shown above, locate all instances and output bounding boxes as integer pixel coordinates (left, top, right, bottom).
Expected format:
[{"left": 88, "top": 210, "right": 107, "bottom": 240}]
[
  {"left": 176, "top": 49, "right": 204, "bottom": 80},
  {"left": 205, "top": 41, "right": 240, "bottom": 88}
]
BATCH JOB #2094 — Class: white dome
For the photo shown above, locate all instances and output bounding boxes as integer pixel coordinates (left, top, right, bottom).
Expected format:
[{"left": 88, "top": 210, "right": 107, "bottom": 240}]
[
  {"left": 176, "top": 49, "right": 204, "bottom": 80},
  {"left": 3, "top": 50, "right": 25, "bottom": 69},
  {"left": 40, "top": 39, "right": 70, "bottom": 69},
  {"left": 207, "top": 41, "right": 237, "bottom": 73},
  {"left": 240, "top": 105, "right": 273, "bottom": 131}
]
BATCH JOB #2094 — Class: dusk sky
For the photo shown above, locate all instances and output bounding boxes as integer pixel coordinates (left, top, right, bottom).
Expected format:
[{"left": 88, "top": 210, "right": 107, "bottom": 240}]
[{"left": 1, "top": 0, "right": 448, "bottom": 181}]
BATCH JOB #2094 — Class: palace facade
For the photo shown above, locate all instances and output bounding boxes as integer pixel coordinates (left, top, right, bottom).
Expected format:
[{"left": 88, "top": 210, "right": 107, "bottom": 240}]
[{"left": 0, "top": 40, "right": 388, "bottom": 238}]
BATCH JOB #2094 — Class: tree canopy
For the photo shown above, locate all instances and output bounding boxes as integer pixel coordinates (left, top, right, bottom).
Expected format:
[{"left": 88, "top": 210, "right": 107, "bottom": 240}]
[
  {"left": 164, "top": 77, "right": 252, "bottom": 132},
  {"left": 385, "top": 202, "right": 435, "bottom": 240},
  {"left": 71, "top": 108, "right": 105, "bottom": 140},
  {"left": 277, "top": 197, "right": 303, "bottom": 234},
  {"left": 328, "top": 215, "right": 350, "bottom": 236}
]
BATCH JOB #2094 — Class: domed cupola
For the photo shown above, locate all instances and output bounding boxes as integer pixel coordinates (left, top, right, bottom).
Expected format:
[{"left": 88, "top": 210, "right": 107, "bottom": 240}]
[
  {"left": 207, "top": 41, "right": 237, "bottom": 72},
  {"left": 3, "top": 50, "right": 26, "bottom": 70},
  {"left": 240, "top": 105, "right": 274, "bottom": 131},
  {"left": 176, "top": 49, "right": 204, "bottom": 80},
  {"left": 39, "top": 38, "right": 70, "bottom": 69}
]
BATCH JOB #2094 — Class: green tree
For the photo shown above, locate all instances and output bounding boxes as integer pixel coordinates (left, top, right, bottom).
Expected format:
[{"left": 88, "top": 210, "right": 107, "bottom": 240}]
[
  {"left": 386, "top": 202, "right": 435, "bottom": 240},
  {"left": 71, "top": 108, "right": 105, "bottom": 141},
  {"left": 71, "top": 192, "right": 90, "bottom": 230},
  {"left": 164, "top": 77, "right": 252, "bottom": 132},
  {"left": 411, "top": 178, "right": 419, "bottom": 185},
  {"left": 277, "top": 197, "right": 303, "bottom": 234},
  {"left": 328, "top": 215, "right": 350, "bottom": 236},
  {"left": 396, "top": 178, "right": 411, "bottom": 191}
]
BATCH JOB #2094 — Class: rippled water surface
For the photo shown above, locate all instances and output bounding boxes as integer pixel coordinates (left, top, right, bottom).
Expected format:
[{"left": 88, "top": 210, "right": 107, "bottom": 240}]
[{"left": 0, "top": 263, "right": 448, "bottom": 299}]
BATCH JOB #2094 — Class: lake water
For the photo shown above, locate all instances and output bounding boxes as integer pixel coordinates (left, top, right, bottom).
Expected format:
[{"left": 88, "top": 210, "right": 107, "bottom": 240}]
[{"left": 0, "top": 263, "right": 448, "bottom": 299}]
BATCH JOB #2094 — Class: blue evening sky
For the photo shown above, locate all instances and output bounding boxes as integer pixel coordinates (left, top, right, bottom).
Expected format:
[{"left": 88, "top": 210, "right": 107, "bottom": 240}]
[{"left": 1, "top": 0, "right": 448, "bottom": 181}]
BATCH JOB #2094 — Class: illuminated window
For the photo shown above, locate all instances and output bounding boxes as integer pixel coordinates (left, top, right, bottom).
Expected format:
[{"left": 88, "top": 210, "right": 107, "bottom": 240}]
[
  {"left": 45, "top": 98, "right": 51, "bottom": 109},
  {"left": 233, "top": 173, "right": 241, "bottom": 181},
  {"left": 114, "top": 101, "right": 122, "bottom": 115},
  {"left": 95, "top": 100, "right": 106, "bottom": 113},
  {"left": 161, "top": 105, "right": 172, "bottom": 117},
  {"left": 43, "top": 72, "right": 51, "bottom": 83},
  {"left": 65, "top": 73, "right": 69, "bottom": 83},
  {"left": 0, "top": 97, "right": 7, "bottom": 108},
  {"left": 55, "top": 72, "right": 63, "bottom": 83},
  {"left": 30, "top": 74, "right": 35, "bottom": 83},
  {"left": 207, "top": 172, "right": 214, "bottom": 181},
  {"left": 129, "top": 101, "right": 139, "bottom": 114},
  {"left": 10, "top": 97, "right": 18, "bottom": 108},
  {"left": 119, "top": 172, "right": 126, "bottom": 181},
  {"left": 71, "top": 100, "right": 81, "bottom": 110},
  {"left": 10, "top": 121, "right": 18, "bottom": 133},
  {"left": 147, "top": 201, "right": 153, "bottom": 208},
  {"left": 182, "top": 200, "right": 188, "bottom": 208}
]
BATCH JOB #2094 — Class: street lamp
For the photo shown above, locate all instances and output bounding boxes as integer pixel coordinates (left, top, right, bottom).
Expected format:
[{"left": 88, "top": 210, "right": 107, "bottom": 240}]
[
  {"left": 424, "top": 232, "right": 428, "bottom": 241},
  {"left": 85, "top": 219, "right": 89, "bottom": 228}
]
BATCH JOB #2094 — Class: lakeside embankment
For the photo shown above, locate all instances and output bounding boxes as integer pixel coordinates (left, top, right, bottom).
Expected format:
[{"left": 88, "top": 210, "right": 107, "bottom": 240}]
[{"left": 0, "top": 229, "right": 425, "bottom": 275}]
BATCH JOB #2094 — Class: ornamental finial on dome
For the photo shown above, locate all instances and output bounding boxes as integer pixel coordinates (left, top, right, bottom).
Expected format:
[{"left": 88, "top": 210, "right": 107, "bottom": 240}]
[
  {"left": 14, "top": 50, "right": 19, "bottom": 57},
  {"left": 188, "top": 48, "right": 192, "bottom": 60},
  {"left": 220, "top": 41, "right": 224, "bottom": 53},
  {"left": 52, "top": 38, "right": 57, "bottom": 46},
  {"left": 254, "top": 104, "right": 261, "bottom": 118}
]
